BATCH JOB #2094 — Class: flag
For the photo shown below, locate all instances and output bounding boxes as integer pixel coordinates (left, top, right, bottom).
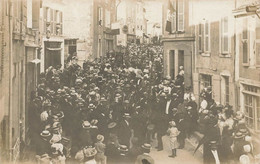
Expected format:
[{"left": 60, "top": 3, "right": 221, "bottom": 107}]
[
  {"left": 168, "top": 0, "right": 175, "bottom": 14},
  {"left": 165, "top": 0, "right": 175, "bottom": 33}
]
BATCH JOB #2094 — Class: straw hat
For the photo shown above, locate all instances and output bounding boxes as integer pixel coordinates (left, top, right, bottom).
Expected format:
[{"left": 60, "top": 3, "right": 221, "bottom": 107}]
[
  {"left": 141, "top": 143, "right": 151, "bottom": 150},
  {"left": 82, "top": 121, "right": 91, "bottom": 129},
  {"left": 97, "top": 135, "right": 104, "bottom": 142},
  {"left": 40, "top": 130, "right": 51, "bottom": 137}
]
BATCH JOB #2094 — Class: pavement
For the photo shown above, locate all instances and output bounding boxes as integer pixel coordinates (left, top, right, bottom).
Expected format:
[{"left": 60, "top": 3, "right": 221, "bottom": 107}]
[{"left": 149, "top": 135, "right": 203, "bottom": 164}]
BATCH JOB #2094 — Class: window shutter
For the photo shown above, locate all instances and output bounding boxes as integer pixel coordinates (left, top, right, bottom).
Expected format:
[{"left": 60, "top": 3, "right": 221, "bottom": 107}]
[
  {"left": 242, "top": 18, "right": 248, "bottom": 63},
  {"left": 60, "top": 12, "right": 63, "bottom": 35},
  {"left": 171, "top": 0, "right": 176, "bottom": 33},
  {"left": 54, "top": 10, "right": 57, "bottom": 35},
  {"left": 50, "top": 8, "right": 53, "bottom": 34},
  {"left": 221, "top": 17, "right": 229, "bottom": 53},
  {"left": 198, "top": 23, "right": 204, "bottom": 52},
  {"left": 178, "top": 0, "right": 184, "bottom": 31},
  {"left": 43, "top": 7, "right": 47, "bottom": 33}
]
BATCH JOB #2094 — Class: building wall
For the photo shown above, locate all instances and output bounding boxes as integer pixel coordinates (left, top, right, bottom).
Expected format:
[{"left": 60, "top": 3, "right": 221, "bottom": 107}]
[
  {"left": 0, "top": 0, "right": 11, "bottom": 161},
  {"left": 93, "top": 0, "right": 115, "bottom": 59},
  {"left": 162, "top": 0, "right": 195, "bottom": 88},
  {"left": 63, "top": 0, "right": 93, "bottom": 62},
  {"left": 40, "top": 0, "right": 65, "bottom": 72},
  {"left": 191, "top": 0, "right": 236, "bottom": 107},
  {"left": 233, "top": 0, "right": 260, "bottom": 149}
]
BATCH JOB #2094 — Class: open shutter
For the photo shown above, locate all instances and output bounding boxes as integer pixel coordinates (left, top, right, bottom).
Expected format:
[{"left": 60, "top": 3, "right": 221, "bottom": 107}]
[
  {"left": 60, "top": 12, "right": 63, "bottom": 35},
  {"left": 177, "top": 0, "right": 184, "bottom": 31},
  {"left": 43, "top": 7, "right": 47, "bottom": 33},
  {"left": 171, "top": 0, "right": 176, "bottom": 33}
]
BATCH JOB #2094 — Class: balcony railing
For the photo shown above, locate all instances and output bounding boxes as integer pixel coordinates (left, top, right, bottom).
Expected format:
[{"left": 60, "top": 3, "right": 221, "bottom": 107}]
[{"left": 10, "top": 138, "right": 20, "bottom": 162}]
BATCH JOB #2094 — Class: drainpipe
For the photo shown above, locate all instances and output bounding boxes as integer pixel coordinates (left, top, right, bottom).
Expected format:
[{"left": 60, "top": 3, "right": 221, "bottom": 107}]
[{"left": 8, "top": 1, "right": 13, "bottom": 161}]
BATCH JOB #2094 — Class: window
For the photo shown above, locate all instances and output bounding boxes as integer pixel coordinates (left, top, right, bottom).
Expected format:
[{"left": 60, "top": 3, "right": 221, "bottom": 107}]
[
  {"left": 221, "top": 17, "right": 229, "bottom": 54},
  {"left": 171, "top": 0, "right": 184, "bottom": 33},
  {"left": 178, "top": 0, "right": 184, "bottom": 31},
  {"left": 256, "top": 18, "right": 260, "bottom": 66},
  {"left": 43, "top": 7, "right": 47, "bottom": 33},
  {"left": 198, "top": 23, "right": 203, "bottom": 52},
  {"left": 105, "top": 10, "right": 110, "bottom": 28},
  {"left": 223, "top": 76, "right": 229, "bottom": 105},
  {"left": 243, "top": 85, "right": 260, "bottom": 131},
  {"left": 98, "top": 7, "right": 103, "bottom": 26},
  {"left": 204, "top": 20, "right": 210, "bottom": 52},
  {"left": 242, "top": 18, "right": 249, "bottom": 64},
  {"left": 245, "top": 95, "right": 254, "bottom": 129},
  {"left": 200, "top": 74, "right": 212, "bottom": 88}
]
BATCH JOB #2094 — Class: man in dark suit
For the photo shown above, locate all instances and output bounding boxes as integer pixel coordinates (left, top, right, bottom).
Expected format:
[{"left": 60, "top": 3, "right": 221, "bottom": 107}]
[
  {"left": 36, "top": 130, "right": 52, "bottom": 156},
  {"left": 118, "top": 113, "right": 132, "bottom": 148}
]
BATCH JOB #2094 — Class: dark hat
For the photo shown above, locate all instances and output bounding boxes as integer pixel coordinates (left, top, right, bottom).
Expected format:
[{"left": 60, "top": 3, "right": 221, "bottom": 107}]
[
  {"left": 239, "top": 128, "right": 249, "bottom": 135},
  {"left": 141, "top": 143, "right": 151, "bottom": 150},
  {"left": 52, "top": 115, "right": 60, "bottom": 122},
  {"left": 234, "top": 132, "right": 245, "bottom": 139},
  {"left": 108, "top": 122, "right": 117, "bottom": 129}
]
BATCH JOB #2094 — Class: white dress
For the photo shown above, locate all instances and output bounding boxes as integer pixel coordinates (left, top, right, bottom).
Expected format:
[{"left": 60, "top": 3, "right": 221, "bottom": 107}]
[{"left": 167, "top": 127, "right": 180, "bottom": 149}]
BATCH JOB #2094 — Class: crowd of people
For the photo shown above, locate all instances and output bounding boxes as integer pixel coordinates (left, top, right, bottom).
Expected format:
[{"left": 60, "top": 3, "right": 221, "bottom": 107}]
[{"left": 27, "top": 43, "right": 259, "bottom": 164}]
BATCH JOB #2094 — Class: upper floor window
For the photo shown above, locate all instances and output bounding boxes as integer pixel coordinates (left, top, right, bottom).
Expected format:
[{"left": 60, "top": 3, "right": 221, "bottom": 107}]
[
  {"left": 256, "top": 17, "right": 260, "bottom": 66},
  {"left": 242, "top": 18, "right": 249, "bottom": 64},
  {"left": 220, "top": 16, "right": 229, "bottom": 54},
  {"left": 198, "top": 23, "right": 203, "bottom": 52},
  {"left": 204, "top": 20, "right": 210, "bottom": 53},
  {"left": 171, "top": 0, "right": 185, "bottom": 33},
  {"left": 98, "top": 7, "right": 103, "bottom": 26},
  {"left": 105, "top": 9, "right": 110, "bottom": 28}
]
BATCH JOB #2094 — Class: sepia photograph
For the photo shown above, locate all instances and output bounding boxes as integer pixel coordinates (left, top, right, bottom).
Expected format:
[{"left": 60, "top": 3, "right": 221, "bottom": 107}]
[{"left": 0, "top": 0, "right": 260, "bottom": 163}]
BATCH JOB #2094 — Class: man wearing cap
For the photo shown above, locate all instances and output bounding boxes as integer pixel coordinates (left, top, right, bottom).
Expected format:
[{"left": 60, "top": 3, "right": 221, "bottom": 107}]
[{"left": 135, "top": 143, "right": 154, "bottom": 164}]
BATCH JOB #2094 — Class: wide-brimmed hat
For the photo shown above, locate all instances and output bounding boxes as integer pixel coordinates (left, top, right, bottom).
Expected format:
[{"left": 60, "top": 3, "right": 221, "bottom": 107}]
[
  {"left": 123, "top": 113, "right": 131, "bottom": 118},
  {"left": 82, "top": 121, "right": 91, "bottom": 129},
  {"left": 40, "top": 130, "right": 51, "bottom": 137},
  {"left": 97, "top": 134, "right": 104, "bottom": 142},
  {"left": 55, "top": 111, "right": 64, "bottom": 119},
  {"left": 209, "top": 141, "right": 218, "bottom": 149},
  {"left": 118, "top": 145, "right": 128, "bottom": 152},
  {"left": 234, "top": 132, "right": 245, "bottom": 139},
  {"left": 88, "top": 104, "right": 96, "bottom": 109},
  {"left": 141, "top": 143, "right": 151, "bottom": 150},
  {"left": 108, "top": 122, "right": 117, "bottom": 129},
  {"left": 90, "top": 119, "right": 98, "bottom": 125},
  {"left": 239, "top": 128, "right": 249, "bottom": 135},
  {"left": 83, "top": 147, "right": 97, "bottom": 158}
]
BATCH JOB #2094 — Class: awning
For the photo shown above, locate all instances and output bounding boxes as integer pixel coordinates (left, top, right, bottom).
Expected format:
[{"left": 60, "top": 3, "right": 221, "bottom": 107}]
[
  {"left": 46, "top": 47, "right": 62, "bottom": 51},
  {"left": 30, "top": 59, "right": 41, "bottom": 64}
]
